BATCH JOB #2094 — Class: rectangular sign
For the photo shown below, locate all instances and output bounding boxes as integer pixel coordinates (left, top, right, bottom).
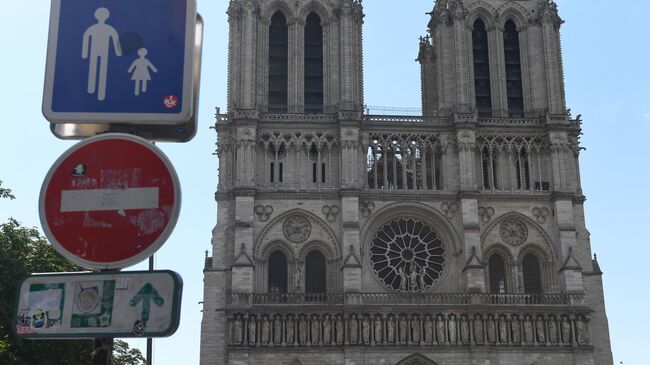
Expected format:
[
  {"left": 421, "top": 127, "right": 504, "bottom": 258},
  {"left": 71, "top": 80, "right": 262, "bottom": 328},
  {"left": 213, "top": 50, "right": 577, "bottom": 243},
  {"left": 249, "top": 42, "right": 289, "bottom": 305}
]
[
  {"left": 43, "top": 0, "right": 197, "bottom": 125},
  {"left": 14, "top": 270, "right": 182, "bottom": 338}
]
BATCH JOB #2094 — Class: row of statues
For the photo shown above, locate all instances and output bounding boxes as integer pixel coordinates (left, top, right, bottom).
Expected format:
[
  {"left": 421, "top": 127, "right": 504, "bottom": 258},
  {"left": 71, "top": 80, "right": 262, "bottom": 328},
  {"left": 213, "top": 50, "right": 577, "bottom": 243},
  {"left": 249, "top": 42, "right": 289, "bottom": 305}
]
[{"left": 229, "top": 312, "right": 589, "bottom": 348}]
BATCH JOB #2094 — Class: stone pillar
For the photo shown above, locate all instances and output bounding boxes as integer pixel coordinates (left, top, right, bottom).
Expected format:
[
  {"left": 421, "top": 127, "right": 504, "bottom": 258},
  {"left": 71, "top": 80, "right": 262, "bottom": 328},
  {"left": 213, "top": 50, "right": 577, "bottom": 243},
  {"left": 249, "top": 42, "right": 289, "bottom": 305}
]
[
  {"left": 341, "top": 194, "right": 361, "bottom": 292},
  {"left": 232, "top": 194, "right": 255, "bottom": 293}
]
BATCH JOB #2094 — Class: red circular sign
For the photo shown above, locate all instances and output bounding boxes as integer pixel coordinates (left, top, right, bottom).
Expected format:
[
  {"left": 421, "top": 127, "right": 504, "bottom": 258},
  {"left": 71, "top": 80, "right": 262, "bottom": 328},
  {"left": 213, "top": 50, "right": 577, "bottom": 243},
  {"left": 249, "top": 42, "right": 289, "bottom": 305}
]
[{"left": 39, "top": 133, "right": 181, "bottom": 270}]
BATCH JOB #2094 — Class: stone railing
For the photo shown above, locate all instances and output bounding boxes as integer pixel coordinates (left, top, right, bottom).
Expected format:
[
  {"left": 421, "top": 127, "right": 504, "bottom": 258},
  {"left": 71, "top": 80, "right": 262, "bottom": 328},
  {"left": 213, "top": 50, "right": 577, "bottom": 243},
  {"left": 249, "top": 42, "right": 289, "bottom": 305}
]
[
  {"left": 226, "top": 310, "right": 591, "bottom": 349},
  {"left": 227, "top": 292, "right": 583, "bottom": 307},
  {"left": 477, "top": 117, "right": 545, "bottom": 127}
]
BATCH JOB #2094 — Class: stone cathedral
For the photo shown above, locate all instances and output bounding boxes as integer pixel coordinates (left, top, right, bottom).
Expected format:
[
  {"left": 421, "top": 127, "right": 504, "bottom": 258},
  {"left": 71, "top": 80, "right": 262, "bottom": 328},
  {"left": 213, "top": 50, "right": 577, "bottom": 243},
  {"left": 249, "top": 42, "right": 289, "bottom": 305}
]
[{"left": 201, "top": 0, "right": 613, "bottom": 364}]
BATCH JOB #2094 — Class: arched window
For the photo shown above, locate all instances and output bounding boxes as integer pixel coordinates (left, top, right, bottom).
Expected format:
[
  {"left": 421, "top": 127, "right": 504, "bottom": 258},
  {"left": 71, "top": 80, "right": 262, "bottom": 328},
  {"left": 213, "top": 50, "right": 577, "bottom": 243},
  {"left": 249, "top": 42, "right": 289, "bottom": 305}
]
[
  {"left": 269, "top": 12, "right": 288, "bottom": 112},
  {"left": 514, "top": 147, "right": 530, "bottom": 190},
  {"left": 481, "top": 146, "right": 499, "bottom": 190},
  {"left": 305, "top": 250, "right": 326, "bottom": 293},
  {"left": 503, "top": 20, "right": 523, "bottom": 117},
  {"left": 522, "top": 253, "right": 542, "bottom": 294},
  {"left": 472, "top": 19, "right": 492, "bottom": 116},
  {"left": 304, "top": 13, "right": 323, "bottom": 113},
  {"left": 488, "top": 254, "right": 507, "bottom": 293},
  {"left": 267, "top": 143, "right": 286, "bottom": 184},
  {"left": 268, "top": 250, "right": 288, "bottom": 293}
]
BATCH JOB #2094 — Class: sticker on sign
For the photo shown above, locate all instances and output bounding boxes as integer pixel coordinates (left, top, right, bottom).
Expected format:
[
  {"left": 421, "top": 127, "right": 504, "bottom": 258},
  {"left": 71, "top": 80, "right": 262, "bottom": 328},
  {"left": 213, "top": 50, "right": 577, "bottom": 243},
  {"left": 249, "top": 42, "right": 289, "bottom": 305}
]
[{"left": 39, "top": 133, "right": 181, "bottom": 270}]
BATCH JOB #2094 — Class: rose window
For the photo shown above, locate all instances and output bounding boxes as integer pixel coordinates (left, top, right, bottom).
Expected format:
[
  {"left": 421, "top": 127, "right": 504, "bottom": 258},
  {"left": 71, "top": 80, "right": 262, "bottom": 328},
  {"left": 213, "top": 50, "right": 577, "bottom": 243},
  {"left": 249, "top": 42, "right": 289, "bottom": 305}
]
[{"left": 369, "top": 218, "right": 445, "bottom": 292}]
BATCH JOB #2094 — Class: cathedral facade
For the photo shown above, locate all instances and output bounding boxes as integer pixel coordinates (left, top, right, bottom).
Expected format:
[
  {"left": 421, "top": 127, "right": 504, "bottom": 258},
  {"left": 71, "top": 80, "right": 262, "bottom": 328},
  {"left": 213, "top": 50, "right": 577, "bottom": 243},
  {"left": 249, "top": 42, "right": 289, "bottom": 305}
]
[{"left": 201, "top": 1, "right": 613, "bottom": 364}]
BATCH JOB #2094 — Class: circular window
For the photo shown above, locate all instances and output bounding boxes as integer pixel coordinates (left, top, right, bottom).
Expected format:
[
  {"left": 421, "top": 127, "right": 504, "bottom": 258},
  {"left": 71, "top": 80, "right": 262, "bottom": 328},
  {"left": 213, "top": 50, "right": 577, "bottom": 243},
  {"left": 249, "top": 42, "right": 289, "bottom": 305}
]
[{"left": 369, "top": 218, "right": 446, "bottom": 292}]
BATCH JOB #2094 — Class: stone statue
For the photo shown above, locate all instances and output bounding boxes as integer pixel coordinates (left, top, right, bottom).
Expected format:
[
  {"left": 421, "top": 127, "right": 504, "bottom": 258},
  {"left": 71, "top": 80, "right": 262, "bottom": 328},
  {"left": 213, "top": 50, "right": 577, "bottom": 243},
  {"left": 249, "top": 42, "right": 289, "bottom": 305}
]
[
  {"left": 411, "top": 315, "right": 421, "bottom": 343},
  {"left": 311, "top": 315, "right": 321, "bottom": 344},
  {"left": 261, "top": 316, "right": 271, "bottom": 345},
  {"left": 499, "top": 316, "right": 508, "bottom": 344},
  {"left": 436, "top": 315, "right": 446, "bottom": 344},
  {"left": 398, "top": 266, "right": 408, "bottom": 291},
  {"left": 523, "top": 316, "right": 534, "bottom": 345},
  {"left": 511, "top": 317, "right": 521, "bottom": 345},
  {"left": 473, "top": 316, "right": 483, "bottom": 344},
  {"left": 576, "top": 318, "right": 587, "bottom": 345},
  {"left": 286, "top": 316, "right": 295, "bottom": 345},
  {"left": 486, "top": 315, "right": 496, "bottom": 344},
  {"left": 399, "top": 315, "right": 409, "bottom": 344},
  {"left": 299, "top": 315, "right": 308, "bottom": 344},
  {"left": 335, "top": 315, "right": 344, "bottom": 344},
  {"left": 561, "top": 316, "right": 571, "bottom": 345},
  {"left": 374, "top": 316, "right": 383, "bottom": 343},
  {"left": 323, "top": 314, "right": 332, "bottom": 344},
  {"left": 419, "top": 268, "right": 427, "bottom": 291},
  {"left": 424, "top": 316, "right": 434, "bottom": 344},
  {"left": 387, "top": 316, "right": 396, "bottom": 343},
  {"left": 460, "top": 316, "right": 470, "bottom": 344},
  {"left": 548, "top": 317, "right": 558, "bottom": 344},
  {"left": 248, "top": 317, "right": 257, "bottom": 345},
  {"left": 536, "top": 316, "right": 546, "bottom": 345},
  {"left": 295, "top": 266, "right": 303, "bottom": 292},
  {"left": 362, "top": 315, "right": 371, "bottom": 344},
  {"left": 408, "top": 265, "right": 419, "bottom": 292},
  {"left": 233, "top": 315, "right": 243, "bottom": 345},
  {"left": 274, "top": 315, "right": 283, "bottom": 345},
  {"left": 447, "top": 315, "right": 456, "bottom": 344},
  {"left": 349, "top": 315, "right": 358, "bottom": 344}
]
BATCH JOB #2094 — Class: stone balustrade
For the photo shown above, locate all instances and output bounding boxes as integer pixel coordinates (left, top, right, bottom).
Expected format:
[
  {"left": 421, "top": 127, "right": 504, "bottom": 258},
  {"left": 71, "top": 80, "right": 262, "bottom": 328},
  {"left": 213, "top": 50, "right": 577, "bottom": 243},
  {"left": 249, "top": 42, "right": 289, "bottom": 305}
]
[
  {"left": 225, "top": 293, "right": 590, "bottom": 349},
  {"left": 227, "top": 292, "right": 584, "bottom": 307}
]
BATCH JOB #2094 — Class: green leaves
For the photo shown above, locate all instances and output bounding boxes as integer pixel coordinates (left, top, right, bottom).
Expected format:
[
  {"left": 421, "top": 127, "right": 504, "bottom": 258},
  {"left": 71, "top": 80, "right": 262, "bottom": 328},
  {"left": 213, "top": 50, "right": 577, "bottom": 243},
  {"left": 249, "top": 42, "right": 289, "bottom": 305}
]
[{"left": 0, "top": 180, "right": 15, "bottom": 200}]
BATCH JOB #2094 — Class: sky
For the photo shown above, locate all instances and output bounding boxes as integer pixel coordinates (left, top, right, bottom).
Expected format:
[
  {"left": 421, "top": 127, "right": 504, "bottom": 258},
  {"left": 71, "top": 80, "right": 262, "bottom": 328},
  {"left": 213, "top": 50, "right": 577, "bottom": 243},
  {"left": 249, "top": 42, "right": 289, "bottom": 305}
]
[{"left": 0, "top": 0, "right": 648, "bottom": 364}]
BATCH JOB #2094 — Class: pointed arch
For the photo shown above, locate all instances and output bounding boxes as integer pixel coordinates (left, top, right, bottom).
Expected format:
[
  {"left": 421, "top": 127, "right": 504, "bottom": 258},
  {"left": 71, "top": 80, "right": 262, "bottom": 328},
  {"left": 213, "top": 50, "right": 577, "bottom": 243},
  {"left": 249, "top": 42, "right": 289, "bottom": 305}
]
[
  {"left": 297, "top": 0, "right": 333, "bottom": 24},
  {"left": 495, "top": 2, "right": 530, "bottom": 30},
  {"left": 467, "top": 1, "right": 497, "bottom": 29},
  {"left": 289, "top": 358, "right": 304, "bottom": 365},
  {"left": 396, "top": 353, "right": 439, "bottom": 365},
  {"left": 261, "top": 0, "right": 296, "bottom": 21},
  {"left": 254, "top": 208, "right": 340, "bottom": 260},
  {"left": 481, "top": 212, "right": 557, "bottom": 260}
]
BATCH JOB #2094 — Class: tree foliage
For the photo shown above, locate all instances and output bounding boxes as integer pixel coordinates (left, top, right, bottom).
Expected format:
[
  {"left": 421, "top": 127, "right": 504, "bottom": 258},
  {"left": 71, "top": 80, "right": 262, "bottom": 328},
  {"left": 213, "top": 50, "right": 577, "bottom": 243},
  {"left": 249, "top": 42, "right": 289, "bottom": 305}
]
[
  {"left": 0, "top": 219, "right": 146, "bottom": 364},
  {"left": 113, "top": 340, "right": 146, "bottom": 365},
  {"left": 0, "top": 180, "right": 15, "bottom": 200}
]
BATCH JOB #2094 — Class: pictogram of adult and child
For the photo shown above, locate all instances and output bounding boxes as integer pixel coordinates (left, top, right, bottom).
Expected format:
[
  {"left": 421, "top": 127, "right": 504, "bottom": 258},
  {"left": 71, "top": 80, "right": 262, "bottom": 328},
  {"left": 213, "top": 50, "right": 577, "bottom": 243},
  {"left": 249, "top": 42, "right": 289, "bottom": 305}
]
[{"left": 81, "top": 7, "right": 157, "bottom": 101}]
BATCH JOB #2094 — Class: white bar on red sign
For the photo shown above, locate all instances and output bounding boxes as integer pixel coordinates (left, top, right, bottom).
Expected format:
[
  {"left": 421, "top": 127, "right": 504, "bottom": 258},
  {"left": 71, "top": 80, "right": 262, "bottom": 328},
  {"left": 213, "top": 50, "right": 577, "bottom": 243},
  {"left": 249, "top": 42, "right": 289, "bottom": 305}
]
[{"left": 60, "top": 187, "right": 159, "bottom": 212}]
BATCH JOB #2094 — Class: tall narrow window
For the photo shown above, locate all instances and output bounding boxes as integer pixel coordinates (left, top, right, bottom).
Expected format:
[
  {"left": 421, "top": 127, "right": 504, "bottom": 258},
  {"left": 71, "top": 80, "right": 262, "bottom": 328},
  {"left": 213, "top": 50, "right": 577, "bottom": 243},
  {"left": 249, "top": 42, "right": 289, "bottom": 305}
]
[
  {"left": 481, "top": 147, "right": 499, "bottom": 190},
  {"left": 305, "top": 251, "right": 327, "bottom": 293},
  {"left": 522, "top": 253, "right": 542, "bottom": 294},
  {"left": 472, "top": 19, "right": 492, "bottom": 116},
  {"left": 268, "top": 250, "right": 288, "bottom": 293},
  {"left": 514, "top": 147, "right": 530, "bottom": 190},
  {"left": 503, "top": 20, "right": 523, "bottom": 116},
  {"left": 304, "top": 13, "right": 323, "bottom": 113},
  {"left": 269, "top": 12, "right": 288, "bottom": 112},
  {"left": 488, "top": 254, "right": 507, "bottom": 294}
]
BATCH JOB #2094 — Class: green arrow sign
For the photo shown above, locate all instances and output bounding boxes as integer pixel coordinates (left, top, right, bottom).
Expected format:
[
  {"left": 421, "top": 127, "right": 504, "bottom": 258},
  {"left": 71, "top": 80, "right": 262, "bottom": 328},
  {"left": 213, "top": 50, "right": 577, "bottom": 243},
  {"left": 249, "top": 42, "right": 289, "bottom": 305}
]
[{"left": 129, "top": 283, "right": 164, "bottom": 324}]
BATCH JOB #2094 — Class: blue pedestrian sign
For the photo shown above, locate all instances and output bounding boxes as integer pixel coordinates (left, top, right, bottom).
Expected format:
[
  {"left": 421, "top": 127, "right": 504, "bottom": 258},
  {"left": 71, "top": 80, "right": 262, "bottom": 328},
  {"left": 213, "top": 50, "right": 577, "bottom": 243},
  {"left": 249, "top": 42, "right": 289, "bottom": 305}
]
[{"left": 43, "top": 0, "right": 197, "bottom": 125}]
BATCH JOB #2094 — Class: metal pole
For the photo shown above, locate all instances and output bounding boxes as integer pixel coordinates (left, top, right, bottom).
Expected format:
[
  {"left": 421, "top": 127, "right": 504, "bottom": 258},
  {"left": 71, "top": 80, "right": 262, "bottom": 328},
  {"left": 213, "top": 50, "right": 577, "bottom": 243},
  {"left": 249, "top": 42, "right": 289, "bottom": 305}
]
[
  {"left": 147, "top": 254, "right": 154, "bottom": 364},
  {"left": 147, "top": 140, "right": 155, "bottom": 365}
]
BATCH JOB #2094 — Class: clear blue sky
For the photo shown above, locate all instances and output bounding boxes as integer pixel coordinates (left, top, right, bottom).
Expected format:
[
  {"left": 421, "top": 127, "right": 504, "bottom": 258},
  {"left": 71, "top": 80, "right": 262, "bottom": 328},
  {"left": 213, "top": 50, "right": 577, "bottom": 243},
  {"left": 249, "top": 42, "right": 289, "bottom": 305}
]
[{"left": 0, "top": 1, "right": 647, "bottom": 364}]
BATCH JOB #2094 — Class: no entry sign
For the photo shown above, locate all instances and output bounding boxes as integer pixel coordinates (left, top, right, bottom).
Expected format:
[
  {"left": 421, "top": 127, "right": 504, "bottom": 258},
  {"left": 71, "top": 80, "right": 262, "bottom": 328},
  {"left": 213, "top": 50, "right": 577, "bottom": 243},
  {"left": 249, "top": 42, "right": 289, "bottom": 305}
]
[{"left": 39, "top": 133, "right": 180, "bottom": 270}]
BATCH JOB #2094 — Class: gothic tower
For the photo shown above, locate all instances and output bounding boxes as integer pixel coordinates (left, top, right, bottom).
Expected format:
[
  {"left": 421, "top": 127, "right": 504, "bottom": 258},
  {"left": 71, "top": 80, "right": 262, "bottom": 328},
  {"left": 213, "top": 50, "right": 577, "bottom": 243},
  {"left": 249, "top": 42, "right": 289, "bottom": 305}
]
[{"left": 201, "top": 0, "right": 613, "bottom": 364}]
